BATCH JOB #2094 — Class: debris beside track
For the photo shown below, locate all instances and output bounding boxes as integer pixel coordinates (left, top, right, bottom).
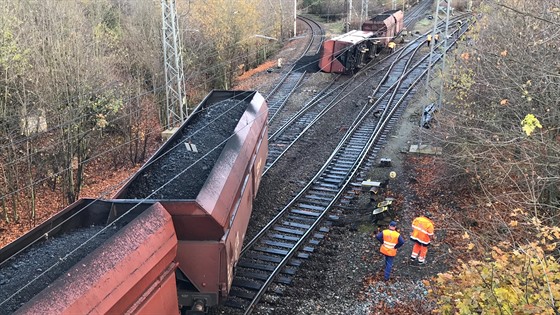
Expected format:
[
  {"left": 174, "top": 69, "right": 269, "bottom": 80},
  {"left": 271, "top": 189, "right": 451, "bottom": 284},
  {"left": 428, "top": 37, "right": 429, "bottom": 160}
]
[{"left": 219, "top": 15, "right": 463, "bottom": 315}]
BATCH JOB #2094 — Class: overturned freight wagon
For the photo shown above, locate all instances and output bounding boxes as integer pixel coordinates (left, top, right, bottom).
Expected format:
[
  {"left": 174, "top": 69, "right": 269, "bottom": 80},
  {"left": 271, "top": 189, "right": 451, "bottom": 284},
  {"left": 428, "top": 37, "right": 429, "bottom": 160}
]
[
  {"left": 318, "top": 30, "right": 376, "bottom": 74},
  {"left": 0, "top": 90, "right": 268, "bottom": 315}
]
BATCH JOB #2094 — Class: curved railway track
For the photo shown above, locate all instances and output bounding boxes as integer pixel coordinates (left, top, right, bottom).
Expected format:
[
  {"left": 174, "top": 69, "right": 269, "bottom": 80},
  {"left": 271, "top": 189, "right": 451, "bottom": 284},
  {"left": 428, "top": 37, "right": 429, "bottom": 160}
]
[
  {"left": 263, "top": 32, "right": 428, "bottom": 173},
  {"left": 222, "top": 15, "right": 472, "bottom": 315},
  {"left": 265, "top": 16, "right": 325, "bottom": 123},
  {"left": 263, "top": 1, "right": 463, "bottom": 174}
]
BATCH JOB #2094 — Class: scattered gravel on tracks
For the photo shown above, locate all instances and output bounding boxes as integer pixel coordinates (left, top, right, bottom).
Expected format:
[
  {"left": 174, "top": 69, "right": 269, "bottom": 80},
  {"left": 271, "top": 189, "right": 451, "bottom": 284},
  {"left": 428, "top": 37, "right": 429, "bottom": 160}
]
[{"left": 212, "top": 18, "right": 452, "bottom": 315}]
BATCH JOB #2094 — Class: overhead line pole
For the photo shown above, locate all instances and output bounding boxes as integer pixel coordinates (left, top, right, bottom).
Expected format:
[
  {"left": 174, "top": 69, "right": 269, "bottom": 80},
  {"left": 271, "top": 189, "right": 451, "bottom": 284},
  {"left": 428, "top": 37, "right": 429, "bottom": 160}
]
[
  {"left": 437, "top": 1, "right": 452, "bottom": 109},
  {"left": 424, "top": 2, "right": 441, "bottom": 98},
  {"left": 161, "top": 0, "right": 187, "bottom": 132},
  {"left": 294, "top": 0, "right": 297, "bottom": 36}
]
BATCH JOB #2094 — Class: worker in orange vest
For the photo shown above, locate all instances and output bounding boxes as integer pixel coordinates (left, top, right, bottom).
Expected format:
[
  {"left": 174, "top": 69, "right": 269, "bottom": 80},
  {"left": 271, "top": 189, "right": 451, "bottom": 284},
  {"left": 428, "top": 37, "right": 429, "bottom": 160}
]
[
  {"left": 388, "top": 41, "right": 396, "bottom": 53},
  {"left": 426, "top": 34, "right": 432, "bottom": 46},
  {"left": 410, "top": 213, "right": 435, "bottom": 264},
  {"left": 434, "top": 34, "right": 440, "bottom": 45},
  {"left": 376, "top": 221, "right": 405, "bottom": 281}
]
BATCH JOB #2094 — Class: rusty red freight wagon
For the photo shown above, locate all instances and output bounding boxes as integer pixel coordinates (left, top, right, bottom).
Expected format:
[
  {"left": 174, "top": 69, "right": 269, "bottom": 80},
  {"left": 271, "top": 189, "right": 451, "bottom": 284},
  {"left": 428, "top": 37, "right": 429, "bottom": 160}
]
[
  {"left": 318, "top": 30, "right": 376, "bottom": 74},
  {"left": 0, "top": 199, "right": 178, "bottom": 315},
  {"left": 361, "top": 9, "right": 404, "bottom": 46},
  {"left": 0, "top": 90, "right": 268, "bottom": 315},
  {"left": 319, "top": 10, "right": 404, "bottom": 74},
  {"left": 116, "top": 90, "right": 268, "bottom": 314}
]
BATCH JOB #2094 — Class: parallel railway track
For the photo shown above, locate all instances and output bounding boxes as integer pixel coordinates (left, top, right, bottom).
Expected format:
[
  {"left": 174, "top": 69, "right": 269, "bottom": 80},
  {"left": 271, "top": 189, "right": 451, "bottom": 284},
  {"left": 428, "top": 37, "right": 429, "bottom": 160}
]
[
  {"left": 223, "top": 13, "right": 472, "bottom": 315},
  {"left": 265, "top": 16, "right": 325, "bottom": 123}
]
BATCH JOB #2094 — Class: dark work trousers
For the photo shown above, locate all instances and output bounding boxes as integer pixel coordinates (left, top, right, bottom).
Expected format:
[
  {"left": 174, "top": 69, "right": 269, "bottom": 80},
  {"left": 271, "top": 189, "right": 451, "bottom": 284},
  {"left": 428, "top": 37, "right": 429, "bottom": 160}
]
[{"left": 383, "top": 254, "right": 395, "bottom": 280}]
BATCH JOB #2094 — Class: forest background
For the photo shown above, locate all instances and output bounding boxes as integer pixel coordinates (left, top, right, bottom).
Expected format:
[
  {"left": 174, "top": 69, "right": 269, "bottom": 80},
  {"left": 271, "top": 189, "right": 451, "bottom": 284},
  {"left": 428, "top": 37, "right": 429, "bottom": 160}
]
[
  {"left": 0, "top": 0, "right": 301, "bottom": 241},
  {"left": 0, "top": 0, "right": 559, "bottom": 312}
]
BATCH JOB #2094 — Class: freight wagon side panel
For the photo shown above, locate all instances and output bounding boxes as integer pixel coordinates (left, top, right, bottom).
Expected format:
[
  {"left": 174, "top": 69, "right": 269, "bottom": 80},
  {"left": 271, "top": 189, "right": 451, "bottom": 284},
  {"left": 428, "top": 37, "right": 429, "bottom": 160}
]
[
  {"left": 13, "top": 203, "right": 178, "bottom": 315},
  {"left": 195, "top": 91, "right": 268, "bottom": 230},
  {"left": 252, "top": 121, "right": 268, "bottom": 198},
  {"left": 333, "top": 41, "right": 353, "bottom": 73},
  {"left": 0, "top": 199, "right": 155, "bottom": 314},
  {"left": 175, "top": 242, "right": 224, "bottom": 307},
  {"left": 162, "top": 91, "right": 268, "bottom": 311},
  {"left": 174, "top": 176, "right": 255, "bottom": 307},
  {"left": 393, "top": 10, "right": 404, "bottom": 35},
  {"left": 319, "top": 40, "right": 336, "bottom": 72}
]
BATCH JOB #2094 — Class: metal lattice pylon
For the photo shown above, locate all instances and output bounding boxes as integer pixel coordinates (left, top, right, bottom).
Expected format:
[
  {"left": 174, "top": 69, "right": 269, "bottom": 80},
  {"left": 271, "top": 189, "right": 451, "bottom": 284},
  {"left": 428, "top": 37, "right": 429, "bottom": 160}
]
[
  {"left": 161, "top": 0, "right": 186, "bottom": 129},
  {"left": 360, "top": 0, "right": 368, "bottom": 26},
  {"left": 426, "top": 0, "right": 453, "bottom": 109}
]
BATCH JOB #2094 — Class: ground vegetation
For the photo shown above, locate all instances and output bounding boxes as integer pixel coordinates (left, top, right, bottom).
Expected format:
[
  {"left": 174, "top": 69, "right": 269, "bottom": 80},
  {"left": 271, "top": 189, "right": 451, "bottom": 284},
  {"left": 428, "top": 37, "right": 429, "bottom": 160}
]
[{"left": 425, "top": 0, "right": 560, "bottom": 312}]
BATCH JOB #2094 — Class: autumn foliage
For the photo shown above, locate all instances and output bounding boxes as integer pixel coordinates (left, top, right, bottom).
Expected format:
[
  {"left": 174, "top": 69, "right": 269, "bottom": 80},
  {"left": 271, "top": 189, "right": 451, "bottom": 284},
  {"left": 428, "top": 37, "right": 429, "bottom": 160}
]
[
  {"left": 431, "top": 247, "right": 560, "bottom": 314},
  {"left": 424, "top": 0, "right": 560, "bottom": 312}
]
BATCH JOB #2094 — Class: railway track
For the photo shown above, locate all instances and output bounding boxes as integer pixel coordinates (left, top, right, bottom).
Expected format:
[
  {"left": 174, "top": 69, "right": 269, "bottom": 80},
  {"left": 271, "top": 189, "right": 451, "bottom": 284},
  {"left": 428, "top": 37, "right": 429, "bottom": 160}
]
[
  {"left": 221, "top": 16, "right": 472, "bottom": 315},
  {"left": 263, "top": 0, "right": 456, "bottom": 173},
  {"left": 263, "top": 34, "right": 427, "bottom": 173},
  {"left": 266, "top": 70, "right": 307, "bottom": 122},
  {"left": 297, "top": 15, "right": 325, "bottom": 57},
  {"left": 265, "top": 16, "right": 325, "bottom": 124}
]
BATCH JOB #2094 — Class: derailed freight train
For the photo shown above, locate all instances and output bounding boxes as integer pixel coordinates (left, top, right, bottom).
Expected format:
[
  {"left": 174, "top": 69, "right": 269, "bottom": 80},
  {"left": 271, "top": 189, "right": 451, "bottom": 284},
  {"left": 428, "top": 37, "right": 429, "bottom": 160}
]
[
  {"left": 0, "top": 90, "right": 268, "bottom": 315},
  {"left": 319, "top": 9, "right": 404, "bottom": 74}
]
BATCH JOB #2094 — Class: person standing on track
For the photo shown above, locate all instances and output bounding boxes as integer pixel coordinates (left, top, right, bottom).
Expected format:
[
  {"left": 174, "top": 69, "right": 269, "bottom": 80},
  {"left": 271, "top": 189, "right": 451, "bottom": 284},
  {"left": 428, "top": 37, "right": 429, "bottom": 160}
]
[
  {"left": 410, "top": 212, "right": 435, "bottom": 264},
  {"left": 376, "top": 221, "right": 405, "bottom": 281},
  {"left": 426, "top": 34, "right": 432, "bottom": 46}
]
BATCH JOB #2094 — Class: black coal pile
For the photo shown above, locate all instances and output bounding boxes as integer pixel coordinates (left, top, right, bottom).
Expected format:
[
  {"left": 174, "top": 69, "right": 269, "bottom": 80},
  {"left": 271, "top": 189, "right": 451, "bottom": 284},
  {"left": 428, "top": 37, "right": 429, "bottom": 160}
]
[
  {"left": 123, "top": 99, "right": 249, "bottom": 199},
  {"left": 0, "top": 225, "right": 117, "bottom": 314},
  {"left": 294, "top": 54, "right": 321, "bottom": 72}
]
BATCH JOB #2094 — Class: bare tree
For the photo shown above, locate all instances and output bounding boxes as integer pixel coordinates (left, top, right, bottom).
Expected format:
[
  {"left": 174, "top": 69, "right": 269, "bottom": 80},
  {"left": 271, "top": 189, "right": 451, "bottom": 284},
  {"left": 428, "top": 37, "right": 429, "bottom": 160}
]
[{"left": 436, "top": 0, "right": 560, "bottom": 216}]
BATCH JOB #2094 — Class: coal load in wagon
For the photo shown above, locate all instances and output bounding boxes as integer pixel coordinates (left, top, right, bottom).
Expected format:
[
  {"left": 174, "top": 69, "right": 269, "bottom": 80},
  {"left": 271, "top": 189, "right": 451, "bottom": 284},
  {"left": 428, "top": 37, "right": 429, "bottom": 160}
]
[
  {"left": 122, "top": 99, "right": 249, "bottom": 200},
  {"left": 0, "top": 226, "right": 117, "bottom": 314},
  {"left": 0, "top": 200, "right": 149, "bottom": 314}
]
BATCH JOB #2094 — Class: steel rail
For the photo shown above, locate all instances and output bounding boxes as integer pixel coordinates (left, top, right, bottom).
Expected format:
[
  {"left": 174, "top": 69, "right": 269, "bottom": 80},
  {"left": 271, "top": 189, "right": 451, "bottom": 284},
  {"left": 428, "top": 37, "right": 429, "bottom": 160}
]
[
  {"left": 227, "top": 20, "right": 472, "bottom": 314},
  {"left": 229, "top": 38, "right": 426, "bottom": 315},
  {"left": 221, "top": 14, "right": 473, "bottom": 314}
]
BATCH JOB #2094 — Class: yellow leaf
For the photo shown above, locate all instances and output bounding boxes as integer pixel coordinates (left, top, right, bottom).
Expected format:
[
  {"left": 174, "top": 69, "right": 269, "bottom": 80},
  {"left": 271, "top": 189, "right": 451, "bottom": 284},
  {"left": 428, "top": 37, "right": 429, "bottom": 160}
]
[
  {"left": 521, "top": 114, "right": 543, "bottom": 136},
  {"left": 509, "top": 220, "right": 518, "bottom": 227},
  {"left": 546, "top": 243, "right": 557, "bottom": 251},
  {"left": 500, "top": 50, "right": 508, "bottom": 56},
  {"left": 467, "top": 243, "right": 475, "bottom": 250},
  {"left": 462, "top": 231, "right": 470, "bottom": 239},
  {"left": 500, "top": 99, "right": 508, "bottom": 105}
]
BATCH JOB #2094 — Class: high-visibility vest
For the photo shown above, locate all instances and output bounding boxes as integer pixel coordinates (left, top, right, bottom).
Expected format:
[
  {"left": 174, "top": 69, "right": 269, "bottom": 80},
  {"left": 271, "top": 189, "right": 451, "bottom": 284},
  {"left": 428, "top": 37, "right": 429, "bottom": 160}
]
[
  {"left": 427, "top": 34, "right": 432, "bottom": 41},
  {"left": 434, "top": 34, "right": 439, "bottom": 40},
  {"left": 410, "top": 216, "right": 434, "bottom": 245},
  {"left": 388, "top": 42, "right": 396, "bottom": 49},
  {"left": 380, "top": 229, "right": 400, "bottom": 256}
]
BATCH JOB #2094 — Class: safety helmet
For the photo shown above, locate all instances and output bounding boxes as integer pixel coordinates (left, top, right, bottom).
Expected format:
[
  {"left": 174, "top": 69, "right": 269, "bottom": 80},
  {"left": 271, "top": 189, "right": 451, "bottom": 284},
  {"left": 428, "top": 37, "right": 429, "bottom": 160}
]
[{"left": 424, "top": 212, "right": 432, "bottom": 218}]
